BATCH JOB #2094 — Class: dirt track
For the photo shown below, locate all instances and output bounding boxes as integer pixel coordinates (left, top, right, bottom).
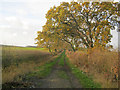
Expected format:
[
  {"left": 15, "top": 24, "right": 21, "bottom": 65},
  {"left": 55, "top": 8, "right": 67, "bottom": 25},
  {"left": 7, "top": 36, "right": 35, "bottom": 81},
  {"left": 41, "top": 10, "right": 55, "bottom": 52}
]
[{"left": 32, "top": 55, "right": 82, "bottom": 88}]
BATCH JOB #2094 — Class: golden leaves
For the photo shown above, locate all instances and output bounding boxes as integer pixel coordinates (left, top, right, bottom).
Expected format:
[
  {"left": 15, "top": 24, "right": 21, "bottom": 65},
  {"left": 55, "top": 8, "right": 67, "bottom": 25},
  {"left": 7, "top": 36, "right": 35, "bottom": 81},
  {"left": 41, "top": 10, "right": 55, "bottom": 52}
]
[
  {"left": 59, "top": 29, "right": 62, "bottom": 31},
  {"left": 96, "top": 28, "right": 100, "bottom": 33},
  {"left": 36, "top": 1, "right": 118, "bottom": 51},
  {"left": 67, "top": 28, "right": 69, "bottom": 31},
  {"left": 86, "top": 31, "right": 89, "bottom": 35}
]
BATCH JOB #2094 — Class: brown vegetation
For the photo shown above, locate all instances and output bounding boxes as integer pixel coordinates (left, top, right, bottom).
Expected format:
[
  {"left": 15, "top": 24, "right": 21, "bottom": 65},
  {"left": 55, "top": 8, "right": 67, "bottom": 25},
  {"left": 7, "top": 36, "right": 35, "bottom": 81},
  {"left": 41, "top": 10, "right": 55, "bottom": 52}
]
[{"left": 66, "top": 47, "right": 118, "bottom": 88}]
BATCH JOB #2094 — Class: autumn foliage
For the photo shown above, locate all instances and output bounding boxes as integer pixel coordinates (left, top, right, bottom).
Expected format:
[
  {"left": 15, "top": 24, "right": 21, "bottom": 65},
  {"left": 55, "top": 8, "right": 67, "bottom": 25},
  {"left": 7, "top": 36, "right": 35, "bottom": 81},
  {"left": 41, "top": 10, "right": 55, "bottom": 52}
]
[{"left": 36, "top": 1, "right": 118, "bottom": 52}]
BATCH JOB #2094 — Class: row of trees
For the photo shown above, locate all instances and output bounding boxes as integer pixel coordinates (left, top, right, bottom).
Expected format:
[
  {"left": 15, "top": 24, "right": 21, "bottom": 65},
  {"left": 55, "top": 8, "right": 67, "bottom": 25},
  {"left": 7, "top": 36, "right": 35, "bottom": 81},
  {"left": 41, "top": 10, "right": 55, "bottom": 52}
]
[{"left": 35, "top": 1, "right": 118, "bottom": 53}]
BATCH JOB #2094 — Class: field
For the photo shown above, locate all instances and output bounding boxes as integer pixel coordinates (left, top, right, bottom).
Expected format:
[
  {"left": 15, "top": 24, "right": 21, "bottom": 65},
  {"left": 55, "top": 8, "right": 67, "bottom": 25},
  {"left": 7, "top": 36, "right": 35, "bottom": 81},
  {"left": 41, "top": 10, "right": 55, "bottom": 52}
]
[
  {"left": 2, "top": 46, "right": 52, "bottom": 84},
  {"left": 2, "top": 46, "right": 48, "bottom": 69}
]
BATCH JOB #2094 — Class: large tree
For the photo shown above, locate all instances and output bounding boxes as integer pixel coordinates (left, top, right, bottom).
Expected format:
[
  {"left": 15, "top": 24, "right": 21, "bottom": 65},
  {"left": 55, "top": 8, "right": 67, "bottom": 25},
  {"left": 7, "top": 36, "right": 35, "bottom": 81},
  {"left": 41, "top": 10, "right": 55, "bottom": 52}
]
[
  {"left": 36, "top": 1, "right": 118, "bottom": 52},
  {"left": 35, "top": 29, "right": 71, "bottom": 54}
]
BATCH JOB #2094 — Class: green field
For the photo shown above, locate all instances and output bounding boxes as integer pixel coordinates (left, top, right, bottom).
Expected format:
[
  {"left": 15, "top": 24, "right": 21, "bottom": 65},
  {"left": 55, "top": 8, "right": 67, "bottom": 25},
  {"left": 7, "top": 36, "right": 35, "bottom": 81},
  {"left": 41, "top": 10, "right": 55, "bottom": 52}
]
[
  {"left": 2, "top": 46, "right": 48, "bottom": 51},
  {"left": 13, "top": 47, "right": 48, "bottom": 51}
]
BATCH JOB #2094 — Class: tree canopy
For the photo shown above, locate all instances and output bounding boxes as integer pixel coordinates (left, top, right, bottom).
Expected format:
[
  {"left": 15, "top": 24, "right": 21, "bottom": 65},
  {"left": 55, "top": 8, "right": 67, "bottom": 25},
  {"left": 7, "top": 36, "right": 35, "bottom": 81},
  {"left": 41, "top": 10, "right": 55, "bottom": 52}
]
[{"left": 35, "top": 1, "right": 118, "bottom": 53}]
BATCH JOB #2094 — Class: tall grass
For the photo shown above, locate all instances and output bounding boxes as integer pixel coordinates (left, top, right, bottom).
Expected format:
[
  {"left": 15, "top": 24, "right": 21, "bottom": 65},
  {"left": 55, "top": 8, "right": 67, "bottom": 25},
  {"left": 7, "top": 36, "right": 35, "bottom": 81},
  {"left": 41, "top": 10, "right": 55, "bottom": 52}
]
[
  {"left": 2, "top": 46, "right": 52, "bottom": 84},
  {"left": 66, "top": 47, "right": 118, "bottom": 88}
]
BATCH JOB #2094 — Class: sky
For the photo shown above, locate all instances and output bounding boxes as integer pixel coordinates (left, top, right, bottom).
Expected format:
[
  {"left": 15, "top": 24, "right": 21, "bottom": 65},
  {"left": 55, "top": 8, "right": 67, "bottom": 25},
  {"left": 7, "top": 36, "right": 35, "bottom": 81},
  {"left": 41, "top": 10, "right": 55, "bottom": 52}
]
[{"left": 0, "top": 0, "right": 119, "bottom": 49}]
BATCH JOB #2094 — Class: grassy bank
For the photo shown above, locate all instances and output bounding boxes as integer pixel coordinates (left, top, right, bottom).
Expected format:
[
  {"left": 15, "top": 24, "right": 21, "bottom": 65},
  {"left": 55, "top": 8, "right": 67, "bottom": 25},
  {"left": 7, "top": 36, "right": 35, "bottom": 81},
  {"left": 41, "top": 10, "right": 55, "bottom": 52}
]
[
  {"left": 66, "top": 47, "right": 118, "bottom": 88},
  {"left": 58, "top": 51, "right": 65, "bottom": 66},
  {"left": 65, "top": 53, "right": 101, "bottom": 88}
]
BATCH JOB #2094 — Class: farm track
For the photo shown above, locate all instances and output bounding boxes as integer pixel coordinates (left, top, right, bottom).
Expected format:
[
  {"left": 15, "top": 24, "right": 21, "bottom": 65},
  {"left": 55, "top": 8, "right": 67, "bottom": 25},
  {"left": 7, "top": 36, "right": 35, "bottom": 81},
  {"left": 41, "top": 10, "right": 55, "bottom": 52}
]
[{"left": 32, "top": 54, "right": 82, "bottom": 88}]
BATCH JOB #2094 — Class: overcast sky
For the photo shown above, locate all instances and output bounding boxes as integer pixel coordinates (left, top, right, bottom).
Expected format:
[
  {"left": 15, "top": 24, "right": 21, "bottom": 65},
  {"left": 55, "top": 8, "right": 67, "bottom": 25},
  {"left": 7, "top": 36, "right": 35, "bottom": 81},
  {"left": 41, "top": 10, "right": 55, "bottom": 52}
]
[{"left": 0, "top": 0, "right": 119, "bottom": 49}]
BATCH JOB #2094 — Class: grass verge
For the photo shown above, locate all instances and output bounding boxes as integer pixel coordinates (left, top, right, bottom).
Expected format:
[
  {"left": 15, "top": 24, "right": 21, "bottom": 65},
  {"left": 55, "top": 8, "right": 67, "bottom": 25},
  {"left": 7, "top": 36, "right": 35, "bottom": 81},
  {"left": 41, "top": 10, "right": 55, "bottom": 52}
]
[
  {"left": 58, "top": 51, "right": 65, "bottom": 66},
  {"left": 65, "top": 54, "right": 101, "bottom": 88},
  {"left": 24, "top": 53, "right": 62, "bottom": 80}
]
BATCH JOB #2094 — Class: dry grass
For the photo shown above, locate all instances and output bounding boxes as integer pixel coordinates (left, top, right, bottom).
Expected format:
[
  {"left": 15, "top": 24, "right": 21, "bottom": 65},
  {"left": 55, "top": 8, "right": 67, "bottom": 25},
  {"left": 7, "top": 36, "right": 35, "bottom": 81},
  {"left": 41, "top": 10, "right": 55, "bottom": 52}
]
[
  {"left": 3, "top": 62, "right": 35, "bottom": 83},
  {"left": 2, "top": 46, "right": 53, "bottom": 84},
  {"left": 66, "top": 47, "right": 118, "bottom": 88},
  {"left": 2, "top": 56, "right": 55, "bottom": 84}
]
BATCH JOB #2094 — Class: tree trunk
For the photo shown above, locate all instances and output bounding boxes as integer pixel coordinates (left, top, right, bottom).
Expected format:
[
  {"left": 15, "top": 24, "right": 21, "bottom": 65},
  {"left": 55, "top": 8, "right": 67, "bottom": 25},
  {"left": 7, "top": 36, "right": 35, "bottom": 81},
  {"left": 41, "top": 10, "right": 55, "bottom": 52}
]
[{"left": 72, "top": 46, "right": 76, "bottom": 52}]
